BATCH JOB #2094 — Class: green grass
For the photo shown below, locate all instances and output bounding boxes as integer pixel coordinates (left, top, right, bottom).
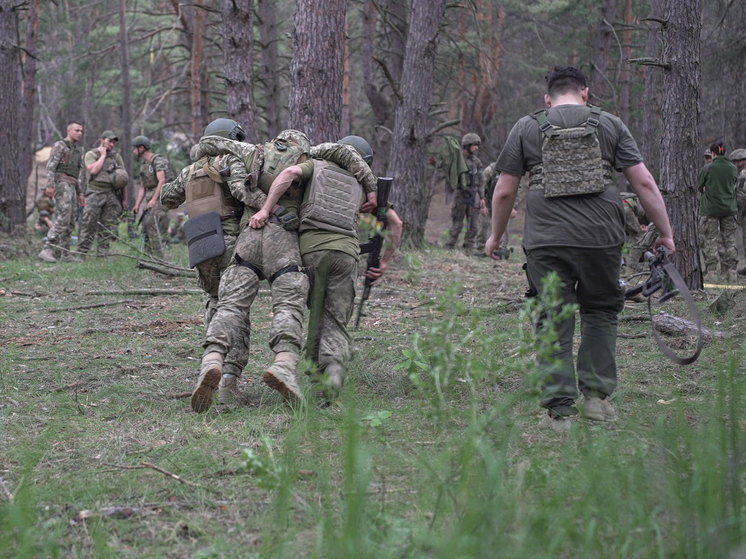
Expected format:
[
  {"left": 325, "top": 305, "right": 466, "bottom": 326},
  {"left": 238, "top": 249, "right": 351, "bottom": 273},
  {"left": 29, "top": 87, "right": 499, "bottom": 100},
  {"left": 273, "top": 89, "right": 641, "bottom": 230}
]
[{"left": 1, "top": 237, "right": 745, "bottom": 557}]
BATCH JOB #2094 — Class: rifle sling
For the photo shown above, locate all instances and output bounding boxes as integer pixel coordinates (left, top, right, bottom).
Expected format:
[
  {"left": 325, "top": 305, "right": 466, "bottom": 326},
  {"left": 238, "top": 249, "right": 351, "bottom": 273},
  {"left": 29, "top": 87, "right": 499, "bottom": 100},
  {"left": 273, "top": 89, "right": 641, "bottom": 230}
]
[{"left": 646, "top": 259, "right": 703, "bottom": 365}]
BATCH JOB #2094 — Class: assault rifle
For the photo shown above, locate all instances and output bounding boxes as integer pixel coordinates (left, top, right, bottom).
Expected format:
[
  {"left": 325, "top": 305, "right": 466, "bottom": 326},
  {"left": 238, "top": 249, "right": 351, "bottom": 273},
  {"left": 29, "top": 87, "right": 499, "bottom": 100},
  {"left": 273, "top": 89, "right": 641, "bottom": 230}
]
[
  {"left": 355, "top": 177, "right": 393, "bottom": 328},
  {"left": 624, "top": 247, "right": 702, "bottom": 365}
]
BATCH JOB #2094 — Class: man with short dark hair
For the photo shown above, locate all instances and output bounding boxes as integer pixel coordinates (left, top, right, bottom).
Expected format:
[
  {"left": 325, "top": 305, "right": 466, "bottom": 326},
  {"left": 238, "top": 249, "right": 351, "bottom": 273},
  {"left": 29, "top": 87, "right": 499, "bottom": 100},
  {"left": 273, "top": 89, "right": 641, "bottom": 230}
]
[
  {"left": 486, "top": 66, "right": 675, "bottom": 431},
  {"left": 38, "top": 120, "right": 86, "bottom": 263},
  {"left": 698, "top": 141, "right": 738, "bottom": 281}
]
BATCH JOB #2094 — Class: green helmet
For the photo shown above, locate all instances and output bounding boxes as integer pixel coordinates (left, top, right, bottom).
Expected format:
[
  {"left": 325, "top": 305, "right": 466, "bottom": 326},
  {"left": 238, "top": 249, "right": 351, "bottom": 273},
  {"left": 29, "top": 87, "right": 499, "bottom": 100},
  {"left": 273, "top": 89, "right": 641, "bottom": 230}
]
[
  {"left": 728, "top": 148, "right": 746, "bottom": 162},
  {"left": 338, "top": 135, "right": 373, "bottom": 166},
  {"left": 203, "top": 118, "right": 246, "bottom": 142},
  {"left": 131, "top": 135, "right": 151, "bottom": 150},
  {"left": 111, "top": 168, "right": 129, "bottom": 190},
  {"left": 462, "top": 133, "right": 481, "bottom": 147}
]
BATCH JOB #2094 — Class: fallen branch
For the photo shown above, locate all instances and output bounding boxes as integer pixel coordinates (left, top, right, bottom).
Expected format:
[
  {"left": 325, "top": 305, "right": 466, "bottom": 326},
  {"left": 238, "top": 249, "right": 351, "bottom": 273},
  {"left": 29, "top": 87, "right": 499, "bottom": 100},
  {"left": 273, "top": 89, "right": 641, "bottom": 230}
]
[
  {"left": 49, "top": 299, "right": 136, "bottom": 313},
  {"left": 618, "top": 333, "right": 646, "bottom": 339},
  {"left": 86, "top": 288, "right": 203, "bottom": 296},
  {"left": 141, "top": 462, "right": 211, "bottom": 490},
  {"left": 619, "top": 315, "right": 649, "bottom": 322},
  {"left": 652, "top": 313, "right": 721, "bottom": 341},
  {"left": 163, "top": 392, "right": 192, "bottom": 399},
  {"left": 137, "top": 260, "right": 195, "bottom": 277}
]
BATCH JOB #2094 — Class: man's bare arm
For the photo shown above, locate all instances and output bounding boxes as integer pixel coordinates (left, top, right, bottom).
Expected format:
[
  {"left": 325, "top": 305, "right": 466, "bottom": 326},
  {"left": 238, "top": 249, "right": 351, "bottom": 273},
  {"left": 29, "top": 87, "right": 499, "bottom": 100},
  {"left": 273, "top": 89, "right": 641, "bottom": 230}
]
[
  {"left": 622, "top": 162, "right": 675, "bottom": 254},
  {"left": 485, "top": 173, "right": 520, "bottom": 258}
]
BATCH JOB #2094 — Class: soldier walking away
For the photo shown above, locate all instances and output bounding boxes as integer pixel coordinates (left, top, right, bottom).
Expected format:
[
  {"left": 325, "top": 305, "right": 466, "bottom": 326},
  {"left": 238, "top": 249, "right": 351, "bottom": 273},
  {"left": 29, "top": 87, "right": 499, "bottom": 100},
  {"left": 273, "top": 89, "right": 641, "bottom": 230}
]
[
  {"left": 485, "top": 66, "right": 675, "bottom": 432},
  {"left": 132, "top": 135, "right": 172, "bottom": 260},
  {"left": 445, "top": 133, "right": 485, "bottom": 253},
  {"left": 37, "top": 120, "right": 87, "bottom": 263},
  {"left": 77, "top": 130, "right": 127, "bottom": 259},
  {"left": 698, "top": 141, "right": 739, "bottom": 282}
]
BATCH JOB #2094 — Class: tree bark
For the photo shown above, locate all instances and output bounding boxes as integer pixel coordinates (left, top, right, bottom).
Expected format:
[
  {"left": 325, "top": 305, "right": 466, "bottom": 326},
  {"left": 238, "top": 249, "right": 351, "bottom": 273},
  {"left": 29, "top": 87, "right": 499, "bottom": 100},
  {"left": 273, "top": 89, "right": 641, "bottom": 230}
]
[
  {"left": 589, "top": 0, "right": 618, "bottom": 108},
  {"left": 641, "top": 0, "right": 663, "bottom": 178},
  {"left": 0, "top": 0, "right": 24, "bottom": 234},
  {"left": 19, "top": 0, "right": 39, "bottom": 198},
  {"left": 256, "top": 0, "right": 282, "bottom": 139},
  {"left": 659, "top": 0, "right": 703, "bottom": 289},
  {"left": 223, "top": 0, "right": 258, "bottom": 143},
  {"left": 288, "top": 0, "right": 347, "bottom": 143},
  {"left": 118, "top": 0, "right": 134, "bottom": 209},
  {"left": 386, "top": 0, "right": 447, "bottom": 247},
  {"left": 190, "top": 0, "right": 206, "bottom": 139}
]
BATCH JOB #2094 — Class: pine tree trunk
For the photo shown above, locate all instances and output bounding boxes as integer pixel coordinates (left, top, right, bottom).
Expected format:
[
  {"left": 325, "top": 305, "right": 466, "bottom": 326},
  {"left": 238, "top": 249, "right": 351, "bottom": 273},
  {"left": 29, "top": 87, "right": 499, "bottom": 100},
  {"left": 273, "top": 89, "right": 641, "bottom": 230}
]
[
  {"left": 288, "top": 0, "right": 346, "bottom": 143},
  {"left": 386, "top": 0, "right": 447, "bottom": 247},
  {"left": 659, "top": 0, "right": 703, "bottom": 288},
  {"left": 190, "top": 1, "right": 206, "bottom": 139},
  {"left": 257, "top": 0, "right": 282, "bottom": 138},
  {"left": 642, "top": 0, "right": 663, "bottom": 177},
  {"left": 223, "top": 0, "right": 258, "bottom": 143},
  {"left": 19, "top": 0, "right": 39, "bottom": 198},
  {"left": 0, "top": 0, "right": 23, "bottom": 234},
  {"left": 118, "top": 0, "right": 134, "bottom": 209}
]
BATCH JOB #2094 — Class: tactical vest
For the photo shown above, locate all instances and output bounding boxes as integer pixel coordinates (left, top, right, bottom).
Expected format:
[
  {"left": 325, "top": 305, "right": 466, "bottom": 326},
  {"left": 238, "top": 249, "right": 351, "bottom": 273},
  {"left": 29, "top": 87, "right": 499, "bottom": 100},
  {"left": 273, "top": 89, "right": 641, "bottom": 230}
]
[
  {"left": 257, "top": 140, "right": 308, "bottom": 195},
  {"left": 185, "top": 157, "right": 243, "bottom": 220},
  {"left": 89, "top": 151, "right": 121, "bottom": 191},
  {"left": 528, "top": 105, "right": 612, "bottom": 197},
  {"left": 299, "top": 160, "right": 363, "bottom": 237},
  {"left": 141, "top": 154, "right": 174, "bottom": 192},
  {"left": 56, "top": 141, "right": 83, "bottom": 178}
]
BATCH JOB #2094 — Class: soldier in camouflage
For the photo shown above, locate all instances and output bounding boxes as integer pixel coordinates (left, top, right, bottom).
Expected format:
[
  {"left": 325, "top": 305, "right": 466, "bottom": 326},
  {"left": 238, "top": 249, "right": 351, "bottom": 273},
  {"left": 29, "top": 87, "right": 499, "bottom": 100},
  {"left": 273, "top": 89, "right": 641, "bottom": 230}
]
[
  {"left": 249, "top": 135, "right": 399, "bottom": 404},
  {"left": 698, "top": 141, "right": 739, "bottom": 281},
  {"left": 728, "top": 149, "right": 746, "bottom": 276},
  {"left": 132, "top": 136, "right": 172, "bottom": 259},
  {"left": 446, "top": 133, "right": 485, "bottom": 253},
  {"left": 478, "top": 161, "right": 516, "bottom": 259},
  {"left": 77, "top": 130, "right": 125, "bottom": 258},
  {"left": 37, "top": 121, "right": 87, "bottom": 263},
  {"left": 34, "top": 186, "right": 56, "bottom": 234}
]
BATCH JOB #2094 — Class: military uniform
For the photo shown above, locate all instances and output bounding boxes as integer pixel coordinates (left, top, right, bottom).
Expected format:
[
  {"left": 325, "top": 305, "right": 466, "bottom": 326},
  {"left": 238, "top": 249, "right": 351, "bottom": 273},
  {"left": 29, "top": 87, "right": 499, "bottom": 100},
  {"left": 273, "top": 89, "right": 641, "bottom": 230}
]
[
  {"left": 78, "top": 149, "right": 124, "bottom": 256},
  {"left": 138, "top": 154, "right": 172, "bottom": 259},
  {"left": 41, "top": 139, "right": 86, "bottom": 259},
  {"left": 161, "top": 136, "right": 264, "bottom": 379},
  {"left": 621, "top": 192, "right": 654, "bottom": 273},
  {"left": 35, "top": 193, "right": 55, "bottom": 232},
  {"left": 446, "top": 151, "right": 483, "bottom": 250},
  {"left": 698, "top": 155, "right": 739, "bottom": 278},
  {"left": 478, "top": 161, "right": 517, "bottom": 256},
  {"left": 497, "top": 103, "right": 641, "bottom": 418}
]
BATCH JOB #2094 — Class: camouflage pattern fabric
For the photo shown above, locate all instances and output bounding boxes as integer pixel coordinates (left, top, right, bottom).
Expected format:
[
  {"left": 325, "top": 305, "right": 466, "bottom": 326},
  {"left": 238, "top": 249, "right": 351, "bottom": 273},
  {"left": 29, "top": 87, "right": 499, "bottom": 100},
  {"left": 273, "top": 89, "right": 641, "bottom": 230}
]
[
  {"left": 77, "top": 190, "right": 122, "bottom": 255},
  {"left": 140, "top": 202, "right": 167, "bottom": 259},
  {"left": 626, "top": 223, "right": 657, "bottom": 273},
  {"left": 204, "top": 222, "right": 308, "bottom": 362},
  {"left": 42, "top": 183, "right": 78, "bottom": 258},
  {"left": 700, "top": 215, "right": 738, "bottom": 275},
  {"left": 36, "top": 195, "right": 55, "bottom": 225},
  {"left": 46, "top": 139, "right": 86, "bottom": 197},
  {"left": 446, "top": 152, "right": 482, "bottom": 250},
  {"left": 302, "top": 250, "right": 358, "bottom": 371},
  {"left": 736, "top": 170, "right": 746, "bottom": 254}
]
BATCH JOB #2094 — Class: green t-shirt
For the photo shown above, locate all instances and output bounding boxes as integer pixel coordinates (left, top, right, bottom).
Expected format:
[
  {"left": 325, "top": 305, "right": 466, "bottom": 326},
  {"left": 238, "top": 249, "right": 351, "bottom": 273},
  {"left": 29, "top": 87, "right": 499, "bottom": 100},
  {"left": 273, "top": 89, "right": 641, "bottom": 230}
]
[
  {"left": 697, "top": 156, "right": 738, "bottom": 216},
  {"left": 496, "top": 104, "right": 643, "bottom": 250}
]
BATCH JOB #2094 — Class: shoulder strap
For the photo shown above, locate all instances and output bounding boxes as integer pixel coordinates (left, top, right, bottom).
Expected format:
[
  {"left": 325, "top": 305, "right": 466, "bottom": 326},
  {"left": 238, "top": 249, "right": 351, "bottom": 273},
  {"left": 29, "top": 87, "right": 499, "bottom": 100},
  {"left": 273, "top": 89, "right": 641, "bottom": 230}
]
[
  {"left": 531, "top": 109, "right": 557, "bottom": 138},
  {"left": 584, "top": 105, "right": 602, "bottom": 135}
]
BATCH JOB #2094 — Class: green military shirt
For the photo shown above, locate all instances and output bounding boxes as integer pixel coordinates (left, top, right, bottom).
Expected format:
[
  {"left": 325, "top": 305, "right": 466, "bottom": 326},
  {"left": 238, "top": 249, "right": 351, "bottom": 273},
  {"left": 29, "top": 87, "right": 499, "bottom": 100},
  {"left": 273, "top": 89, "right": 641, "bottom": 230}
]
[
  {"left": 496, "top": 104, "right": 643, "bottom": 250},
  {"left": 698, "top": 155, "right": 738, "bottom": 217}
]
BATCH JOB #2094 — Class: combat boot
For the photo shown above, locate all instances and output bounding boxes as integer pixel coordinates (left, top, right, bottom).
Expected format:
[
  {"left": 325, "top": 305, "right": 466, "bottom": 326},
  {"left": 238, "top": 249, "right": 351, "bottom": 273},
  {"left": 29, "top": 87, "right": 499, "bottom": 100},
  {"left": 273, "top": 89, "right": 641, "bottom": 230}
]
[
  {"left": 262, "top": 351, "right": 302, "bottom": 403},
  {"left": 37, "top": 247, "right": 57, "bottom": 263},
  {"left": 61, "top": 252, "right": 83, "bottom": 262},
  {"left": 581, "top": 396, "right": 617, "bottom": 421},
  {"left": 191, "top": 352, "right": 223, "bottom": 413},
  {"left": 218, "top": 373, "right": 246, "bottom": 406}
]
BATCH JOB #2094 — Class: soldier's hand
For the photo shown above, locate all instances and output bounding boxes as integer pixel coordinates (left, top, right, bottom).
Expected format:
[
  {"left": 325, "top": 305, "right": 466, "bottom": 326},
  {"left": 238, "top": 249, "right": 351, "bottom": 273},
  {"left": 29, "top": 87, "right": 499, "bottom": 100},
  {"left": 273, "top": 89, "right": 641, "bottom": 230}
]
[
  {"left": 147, "top": 198, "right": 156, "bottom": 210},
  {"left": 654, "top": 235, "right": 676, "bottom": 256},
  {"left": 78, "top": 195, "right": 86, "bottom": 207},
  {"left": 249, "top": 208, "right": 270, "bottom": 229},
  {"left": 97, "top": 146, "right": 107, "bottom": 157},
  {"left": 366, "top": 261, "right": 388, "bottom": 285},
  {"left": 360, "top": 191, "right": 377, "bottom": 214},
  {"left": 485, "top": 235, "right": 500, "bottom": 259}
]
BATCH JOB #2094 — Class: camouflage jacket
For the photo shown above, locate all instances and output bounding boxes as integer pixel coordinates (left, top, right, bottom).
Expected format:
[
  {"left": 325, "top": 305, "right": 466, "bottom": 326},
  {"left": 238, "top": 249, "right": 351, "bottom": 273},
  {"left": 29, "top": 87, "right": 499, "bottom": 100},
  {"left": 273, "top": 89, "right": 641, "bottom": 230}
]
[
  {"left": 310, "top": 143, "right": 377, "bottom": 195},
  {"left": 46, "top": 139, "right": 86, "bottom": 196},
  {"left": 139, "top": 154, "right": 173, "bottom": 193}
]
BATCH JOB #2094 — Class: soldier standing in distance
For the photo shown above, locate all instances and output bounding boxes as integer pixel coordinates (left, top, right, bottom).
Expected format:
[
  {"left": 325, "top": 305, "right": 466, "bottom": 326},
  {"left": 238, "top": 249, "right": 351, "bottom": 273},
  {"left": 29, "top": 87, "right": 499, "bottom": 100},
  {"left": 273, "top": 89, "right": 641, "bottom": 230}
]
[
  {"left": 445, "top": 133, "right": 485, "bottom": 253},
  {"left": 132, "top": 135, "right": 171, "bottom": 260},
  {"left": 727, "top": 148, "right": 746, "bottom": 276},
  {"left": 486, "top": 66, "right": 675, "bottom": 431},
  {"left": 37, "top": 120, "right": 86, "bottom": 263},
  {"left": 78, "top": 130, "right": 126, "bottom": 259}
]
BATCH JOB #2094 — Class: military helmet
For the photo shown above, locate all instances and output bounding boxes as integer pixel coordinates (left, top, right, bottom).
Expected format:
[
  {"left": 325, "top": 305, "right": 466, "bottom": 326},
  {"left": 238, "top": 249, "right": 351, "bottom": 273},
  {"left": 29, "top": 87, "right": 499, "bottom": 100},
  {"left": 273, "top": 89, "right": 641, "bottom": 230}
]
[
  {"left": 462, "top": 132, "right": 481, "bottom": 147},
  {"left": 131, "top": 135, "right": 151, "bottom": 150},
  {"left": 339, "top": 135, "right": 373, "bottom": 166},
  {"left": 203, "top": 118, "right": 246, "bottom": 142},
  {"left": 274, "top": 129, "right": 311, "bottom": 154},
  {"left": 111, "top": 168, "right": 129, "bottom": 190},
  {"left": 728, "top": 148, "right": 746, "bottom": 162}
]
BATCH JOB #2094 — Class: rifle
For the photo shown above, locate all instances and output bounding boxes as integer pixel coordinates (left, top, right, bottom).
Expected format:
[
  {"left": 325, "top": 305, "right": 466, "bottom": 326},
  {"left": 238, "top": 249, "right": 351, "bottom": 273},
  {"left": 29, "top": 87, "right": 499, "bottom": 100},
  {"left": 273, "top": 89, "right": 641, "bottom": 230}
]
[
  {"left": 624, "top": 247, "right": 702, "bottom": 365},
  {"left": 355, "top": 177, "right": 393, "bottom": 328}
]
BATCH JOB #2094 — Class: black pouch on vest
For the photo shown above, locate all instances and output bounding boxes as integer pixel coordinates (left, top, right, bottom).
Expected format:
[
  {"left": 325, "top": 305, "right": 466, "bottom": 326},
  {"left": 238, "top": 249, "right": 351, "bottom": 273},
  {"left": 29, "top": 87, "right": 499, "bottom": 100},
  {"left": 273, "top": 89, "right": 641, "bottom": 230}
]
[{"left": 183, "top": 211, "right": 225, "bottom": 268}]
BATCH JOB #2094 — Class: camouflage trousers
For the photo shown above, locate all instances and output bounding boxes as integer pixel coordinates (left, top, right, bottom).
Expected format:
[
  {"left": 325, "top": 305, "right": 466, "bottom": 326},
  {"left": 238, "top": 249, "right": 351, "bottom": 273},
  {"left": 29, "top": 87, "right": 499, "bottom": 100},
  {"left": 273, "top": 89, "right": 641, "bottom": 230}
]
[
  {"left": 78, "top": 190, "right": 122, "bottom": 255},
  {"left": 626, "top": 224, "right": 658, "bottom": 273},
  {"left": 700, "top": 215, "right": 738, "bottom": 274},
  {"left": 140, "top": 200, "right": 167, "bottom": 259},
  {"left": 446, "top": 189, "right": 478, "bottom": 250},
  {"left": 44, "top": 181, "right": 78, "bottom": 258},
  {"left": 303, "top": 250, "right": 358, "bottom": 373},
  {"left": 476, "top": 209, "right": 509, "bottom": 251},
  {"left": 204, "top": 222, "right": 308, "bottom": 373}
]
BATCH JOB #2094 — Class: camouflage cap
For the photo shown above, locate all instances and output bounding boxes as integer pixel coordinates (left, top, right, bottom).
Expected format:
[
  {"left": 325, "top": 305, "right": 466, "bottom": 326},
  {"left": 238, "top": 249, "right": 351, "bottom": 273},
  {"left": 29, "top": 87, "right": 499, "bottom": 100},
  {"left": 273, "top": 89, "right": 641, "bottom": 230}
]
[
  {"left": 101, "top": 130, "right": 119, "bottom": 141},
  {"left": 728, "top": 148, "right": 746, "bottom": 162},
  {"left": 704, "top": 149, "right": 712, "bottom": 158},
  {"left": 274, "top": 129, "right": 310, "bottom": 154}
]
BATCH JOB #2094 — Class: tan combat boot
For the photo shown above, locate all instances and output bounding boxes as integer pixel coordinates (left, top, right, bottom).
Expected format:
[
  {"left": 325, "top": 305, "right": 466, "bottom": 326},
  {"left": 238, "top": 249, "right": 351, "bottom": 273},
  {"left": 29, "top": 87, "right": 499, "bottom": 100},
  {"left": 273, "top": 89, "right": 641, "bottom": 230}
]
[
  {"left": 262, "top": 351, "right": 302, "bottom": 403},
  {"left": 37, "top": 247, "right": 57, "bottom": 263},
  {"left": 191, "top": 352, "right": 223, "bottom": 413},
  {"left": 218, "top": 373, "right": 246, "bottom": 406}
]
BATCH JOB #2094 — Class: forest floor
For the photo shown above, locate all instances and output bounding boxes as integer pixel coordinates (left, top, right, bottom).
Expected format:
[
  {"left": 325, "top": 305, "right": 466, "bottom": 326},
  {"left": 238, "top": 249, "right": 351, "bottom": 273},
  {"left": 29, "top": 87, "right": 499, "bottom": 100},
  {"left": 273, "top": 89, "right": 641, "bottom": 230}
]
[{"left": 2, "top": 204, "right": 746, "bottom": 557}]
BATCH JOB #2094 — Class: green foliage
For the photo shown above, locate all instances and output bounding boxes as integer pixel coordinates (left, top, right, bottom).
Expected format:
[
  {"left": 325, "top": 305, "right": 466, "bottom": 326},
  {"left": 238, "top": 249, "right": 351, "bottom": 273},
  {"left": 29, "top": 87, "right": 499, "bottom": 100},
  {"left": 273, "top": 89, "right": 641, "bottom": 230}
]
[{"left": 240, "top": 436, "right": 284, "bottom": 490}]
